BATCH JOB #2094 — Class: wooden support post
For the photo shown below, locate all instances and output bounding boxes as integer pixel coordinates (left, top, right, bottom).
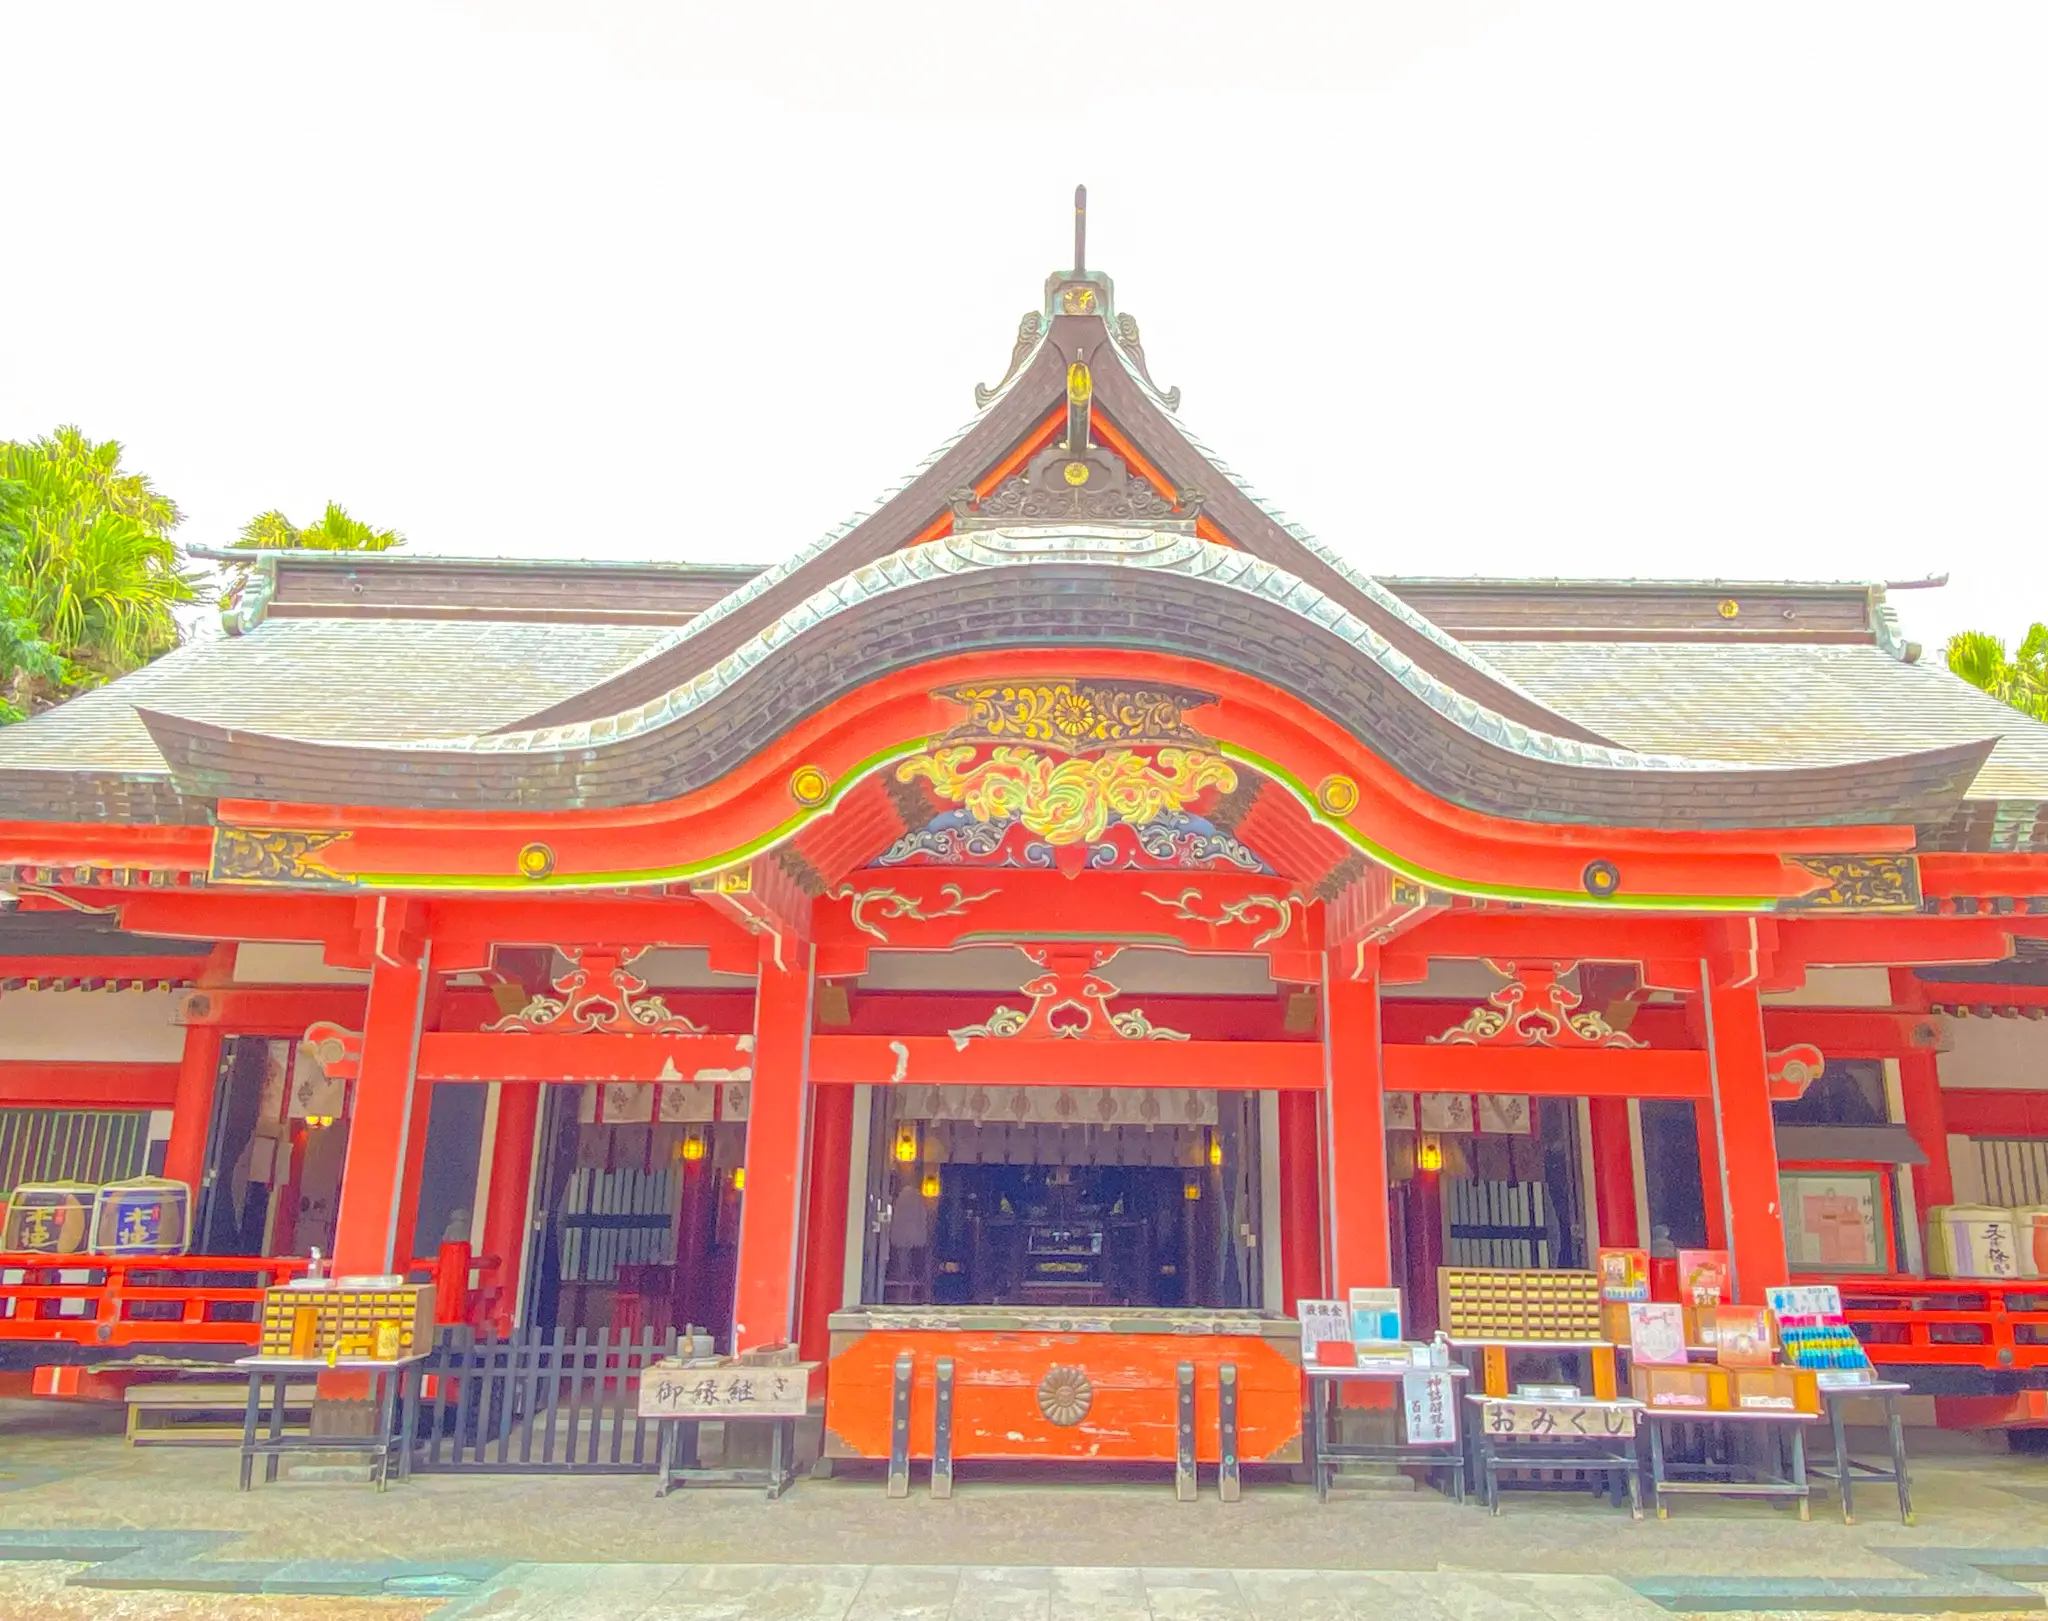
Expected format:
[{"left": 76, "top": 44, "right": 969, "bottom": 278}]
[
  {"left": 162, "top": 1024, "right": 223, "bottom": 1199},
  {"left": 479, "top": 1080, "right": 540, "bottom": 1333},
  {"left": 797, "top": 1081, "right": 854, "bottom": 1369},
  {"left": 1322, "top": 960, "right": 1391, "bottom": 1293},
  {"left": 1588, "top": 1098, "right": 1639, "bottom": 1249},
  {"left": 1277, "top": 1090, "right": 1323, "bottom": 1313},
  {"left": 389, "top": 1075, "right": 439, "bottom": 1274},
  {"left": 1693, "top": 1100, "right": 1728, "bottom": 1249},
  {"left": 330, "top": 949, "right": 430, "bottom": 1278},
  {"left": 1897, "top": 1051, "right": 1953, "bottom": 1212},
  {"left": 1703, "top": 971, "right": 1788, "bottom": 1301},
  {"left": 1892, "top": 968, "right": 1953, "bottom": 1212},
  {"left": 731, "top": 938, "right": 814, "bottom": 1350}
]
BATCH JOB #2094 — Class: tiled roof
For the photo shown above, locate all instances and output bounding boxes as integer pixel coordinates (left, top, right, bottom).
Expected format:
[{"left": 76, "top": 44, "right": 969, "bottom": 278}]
[
  {"left": 1471, "top": 640, "right": 2048, "bottom": 800},
  {"left": 0, "top": 617, "right": 668, "bottom": 774}
]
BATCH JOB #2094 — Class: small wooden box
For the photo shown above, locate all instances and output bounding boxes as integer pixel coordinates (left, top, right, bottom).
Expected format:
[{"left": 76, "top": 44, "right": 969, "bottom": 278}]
[
  {"left": 257, "top": 1283, "right": 436, "bottom": 1361},
  {"left": 1631, "top": 1364, "right": 1729, "bottom": 1412},
  {"left": 1730, "top": 1365, "right": 1819, "bottom": 1414}
]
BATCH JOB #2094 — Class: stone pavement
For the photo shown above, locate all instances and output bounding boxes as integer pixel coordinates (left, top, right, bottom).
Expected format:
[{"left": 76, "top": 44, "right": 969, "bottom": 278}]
[{"left": 8, "top": 1400, "right": 2048, "bottom": 1614}]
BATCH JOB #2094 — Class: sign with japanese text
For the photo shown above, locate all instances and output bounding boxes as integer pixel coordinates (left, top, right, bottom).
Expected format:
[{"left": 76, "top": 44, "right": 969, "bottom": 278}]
[
  {"left": 1298, "top": 1299, "right": 1350, "bottom": 1358},
  {"left": 1481, "top": 1399, "right": 1637, "bottom": 1439},
  {"left": 638, "top": 1361, "right": 815, "bottom": 1419},
  {"left": 1402, "top": 1371, "right": 1458, "bottom": 1446}
]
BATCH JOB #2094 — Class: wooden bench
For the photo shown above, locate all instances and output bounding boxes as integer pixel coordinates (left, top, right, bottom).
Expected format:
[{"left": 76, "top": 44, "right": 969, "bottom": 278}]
[{"left": 126, "top": 1378, "right": 316, "bottom": 1446}]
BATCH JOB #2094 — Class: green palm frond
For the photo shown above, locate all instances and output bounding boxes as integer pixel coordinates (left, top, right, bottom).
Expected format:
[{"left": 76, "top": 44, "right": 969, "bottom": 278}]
[
  {"left": 229, "top": 501, "right": 404, "bottom": 552},
  {"left": 1949, "top": 627, "right": 2048, "bottom": 724},
  {"left": 0, "top": 427, "right": 196, "bottom": 718}
]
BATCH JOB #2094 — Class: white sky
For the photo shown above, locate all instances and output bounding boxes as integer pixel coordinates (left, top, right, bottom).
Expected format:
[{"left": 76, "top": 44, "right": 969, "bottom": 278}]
[{"left": 3, "top": 2, "right": 2043, "bottom": 655}]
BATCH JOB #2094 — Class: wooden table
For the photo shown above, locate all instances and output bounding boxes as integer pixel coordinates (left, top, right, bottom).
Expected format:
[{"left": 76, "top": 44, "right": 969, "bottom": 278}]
[
  {"left": 1808, "top": 1379, "right": 1914, "bottom": 1525},
  {"left": 1447, "top": 1337, "right": 1621, "bottom": 1400},
  {"left": 1466, "top": 1394, "right": 1643, "bottom": 1517},
  {"left": 234, "top": 1355, "right": 421, "bottom": 1491},
  {"left": 1306, "top": 1362, "right": 1466, "bottom": 1503},
  {"left": 1642, "top": 1406, "right": 1815, "bottom": 1519}
]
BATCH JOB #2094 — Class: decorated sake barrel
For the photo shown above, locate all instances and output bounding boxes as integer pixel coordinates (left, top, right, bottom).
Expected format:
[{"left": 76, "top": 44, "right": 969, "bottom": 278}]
[
  {"left": 89, "top": 1177, "right": 192, "bottom": 1256},
  {"left": 2, "top": 1182, "right": 96, "bottom": 1254}
]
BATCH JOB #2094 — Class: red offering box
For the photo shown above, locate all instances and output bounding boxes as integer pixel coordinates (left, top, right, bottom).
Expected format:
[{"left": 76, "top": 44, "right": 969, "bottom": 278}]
[{"left": 1314, "top": 1339, "right": 1360, "bottom": 1367}]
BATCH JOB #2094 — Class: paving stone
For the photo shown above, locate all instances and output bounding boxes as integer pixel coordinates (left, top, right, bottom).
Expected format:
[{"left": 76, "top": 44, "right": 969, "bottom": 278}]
[
  {"left": 445, "top": 1561, "right": 688, "bottom": 1621},
  {"left": 1047, "top": 1565, "right": 1150, "bottom": 1621},
  {"left": 841, "top": 1564, "right": 959, "bottom": 1621},
  {"left": 949, "top": 1565, "right": 1053, "bottom": 1621},
  {"left": 1138, "top": 1567, "right": 1253, "bottom": 1621}
]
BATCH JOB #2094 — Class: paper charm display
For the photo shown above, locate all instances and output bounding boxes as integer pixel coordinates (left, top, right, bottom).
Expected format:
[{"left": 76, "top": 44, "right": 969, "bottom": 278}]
[{"left": 1626, "top": 1302, "right": 1688, "bottom": 1365}]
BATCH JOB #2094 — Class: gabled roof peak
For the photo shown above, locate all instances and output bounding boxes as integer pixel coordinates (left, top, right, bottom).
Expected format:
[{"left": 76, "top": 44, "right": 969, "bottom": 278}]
[{"left": 976, "top": 186, "right": 1182, "bottom": 414}]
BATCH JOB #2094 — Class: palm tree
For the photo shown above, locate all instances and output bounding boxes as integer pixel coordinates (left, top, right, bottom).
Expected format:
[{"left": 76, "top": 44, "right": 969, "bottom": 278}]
[
  {"left": 0, "top": 428, "right": 197, "bottom": 717},
  {"left": 233, "top": 502, "right": 403, "bottom": 551},
  {"left": 1947, "top": 626, "right": 2048, "bottom": 723}
]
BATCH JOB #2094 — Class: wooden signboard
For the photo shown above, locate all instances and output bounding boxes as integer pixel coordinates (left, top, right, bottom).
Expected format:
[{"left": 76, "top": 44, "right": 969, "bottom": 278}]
[
  {"left": 639, "top": 1359, "right": 815, "bottom": 1420},
  {"left": 1480, "top": 1398, "right": 1638, "bottom": 1439}
]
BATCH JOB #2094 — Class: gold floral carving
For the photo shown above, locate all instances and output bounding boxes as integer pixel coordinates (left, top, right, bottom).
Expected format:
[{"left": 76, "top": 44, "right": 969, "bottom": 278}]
[
  {"left": 211, "top": 828, "right": 349, "bottom": 885},
  {"left": 835, "top": 882, "right": 999, "bottom": 942},
  {"left": 1428, "top": 961, "right": 1647, "bottom": 1050},
  {"left": 1037, "top": 1365, "right": 1093, "bottom": 1426},
  {"left": 1784, "top": 855, "right": 1921, "bottom": 911},
  {"left": 1144, "top": 887, "right": 1298, "bottom": 948},
  {"left": 938, "top": 682, "right": 1212, "bottom": 754},
  {"left": 486, "top": 948, "right": 708, "bottom": 1036},
  {"left": 946, "top": 945, "right": 1192, "bottom": 1049},
  {"left": 900, "top": 746, "right": 1234, "bottom": 848}
]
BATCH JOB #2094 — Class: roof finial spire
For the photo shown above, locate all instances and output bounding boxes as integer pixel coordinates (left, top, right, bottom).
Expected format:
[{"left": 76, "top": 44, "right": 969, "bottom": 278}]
[{"left": 1073, "top": 184, "right": 1087, "bottom": 274}]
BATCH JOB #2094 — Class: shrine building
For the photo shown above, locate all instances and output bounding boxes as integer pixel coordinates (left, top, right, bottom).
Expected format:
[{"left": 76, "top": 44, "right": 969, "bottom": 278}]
[{"left": 5, "top": 196, "right": 2048, "bottom": 1453}]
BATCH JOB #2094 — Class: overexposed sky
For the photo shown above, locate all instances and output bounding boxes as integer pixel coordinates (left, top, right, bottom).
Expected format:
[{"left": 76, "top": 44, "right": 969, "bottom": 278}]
[{"left": 3, "top": 2, "right": 2043, "bottom": 654}]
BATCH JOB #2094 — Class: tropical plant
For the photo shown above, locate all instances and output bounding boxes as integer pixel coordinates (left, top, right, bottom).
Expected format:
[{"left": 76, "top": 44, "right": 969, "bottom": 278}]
[
  {"left": 0, "top": 428, "right": 198, "bottom": 718},
  {"left": 232, "top": 502, "right": 403, "bottom": 552},
  {"left": 1947, "top": 626, "right": 2048, "bottom": 724}
]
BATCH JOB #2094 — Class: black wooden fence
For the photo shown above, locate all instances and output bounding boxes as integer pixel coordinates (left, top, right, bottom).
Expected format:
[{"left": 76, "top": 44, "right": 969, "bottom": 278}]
[{"left": 412, "top": 1326, "right": 677, "bottom": 1473}]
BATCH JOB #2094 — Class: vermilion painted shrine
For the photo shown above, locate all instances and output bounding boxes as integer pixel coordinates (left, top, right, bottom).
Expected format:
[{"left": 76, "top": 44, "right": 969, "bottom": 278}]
[{"left": 5, "top": 202, "right": 2048, "bottom": 1456}]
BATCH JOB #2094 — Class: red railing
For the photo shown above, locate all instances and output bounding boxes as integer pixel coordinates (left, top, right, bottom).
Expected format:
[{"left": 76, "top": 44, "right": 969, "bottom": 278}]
[
  {"left": 0, "top": 1253, "right": 306, "bottom": 1350},
  {"left": 1811, "top": 1275, "right": 2048, "bottom": 1371}
]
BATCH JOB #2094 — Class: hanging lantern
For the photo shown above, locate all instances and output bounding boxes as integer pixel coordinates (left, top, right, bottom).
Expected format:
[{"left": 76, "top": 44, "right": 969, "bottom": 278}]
[
  {"left": 680, "top": 1128, "right": 706, "bottom": 1162},
  {"left": 1416, "top": 1134, "right": 1445, "bottom": 1174},
  {"left": 731, "top": 1166, "right": 746, "bottom": 1192},
  {"left": 893, "top": 1124, "right": 919, "bottom": 1163},
  {"left": 1207, "top": 1133, "right": 1223, "bottom": 1167},
  {"left": 920, "top": 1170, "right": 941, "bottom": 1199},
  {"left": 1183, "top": 1176, "right": 1202, "bottom": 1202}
]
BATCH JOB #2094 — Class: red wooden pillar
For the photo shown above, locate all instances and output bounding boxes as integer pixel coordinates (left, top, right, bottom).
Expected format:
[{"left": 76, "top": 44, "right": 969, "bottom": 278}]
[
  {"left": 1322, "top": 959, "right": 1391, "bottom": 1294},
  {"left": 797, "top": 1082, "right": 854, "bottom": 1368},
  {"left": 1277, "top": 1089, "right": 1324, "bottom": 1312},
  {"left": 330, "top": 949, "right": 431, "bottom": 1278},
  {"left": 1588, "top": 1098, "right": 1639, "bottom": 1249},
  {"left": 162, "top": 1024, "right": 223, "bottom": 1197},
  {"left": 1703, "top": 972, "right": 1787, "bottom": 1301},
  {"left": 1891, "top": 969, "right": 1953, "bottom": 1213},
  {"left": 731, "top": 939, "right": 814, "bottom": 1350},
  {"left": 1897, "top": 1053, "right": 1953, "bottom": 1212},
  {"left": 479, "top": 1080, "right": 540, "bottom": 1332}
]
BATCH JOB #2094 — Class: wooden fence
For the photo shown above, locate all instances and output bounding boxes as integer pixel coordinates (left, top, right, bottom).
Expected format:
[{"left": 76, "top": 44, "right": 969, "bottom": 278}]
[{"left": 413, "top": 1325, "right": 677, "bottom": 1473}]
